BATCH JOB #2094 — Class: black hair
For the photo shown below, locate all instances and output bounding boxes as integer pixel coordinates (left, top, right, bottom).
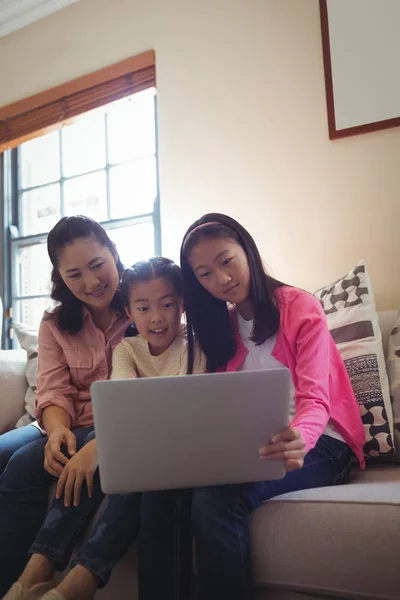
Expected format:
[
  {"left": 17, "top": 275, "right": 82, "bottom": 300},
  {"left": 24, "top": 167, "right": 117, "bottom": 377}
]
[
  {"left": 180, "top": 213, "right": 285, "bottom": 373},
  {"left": 46, "top": 215, "right": 125, "bottom": 334},
  {"left": 120, "top": 257, "right": 183, "bottom": 337}
]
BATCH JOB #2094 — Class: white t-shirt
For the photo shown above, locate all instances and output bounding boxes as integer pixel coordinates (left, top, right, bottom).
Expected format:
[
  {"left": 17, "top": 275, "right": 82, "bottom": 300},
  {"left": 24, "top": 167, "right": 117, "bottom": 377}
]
[{"left": 237, "top": 314, "right": 344, "bottom": 443}]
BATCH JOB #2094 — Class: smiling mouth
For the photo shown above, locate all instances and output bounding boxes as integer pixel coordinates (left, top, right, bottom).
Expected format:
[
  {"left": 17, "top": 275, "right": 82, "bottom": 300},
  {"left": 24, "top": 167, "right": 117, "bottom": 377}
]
[
  {"left": 150, "top": 328, "right": 167, "bottom": 336},
  {"left": 224, "top": 283, "right": 239, "bottom": 295},
  {"left": 87, "top": 284, "right": 107, "bottom": 297}
]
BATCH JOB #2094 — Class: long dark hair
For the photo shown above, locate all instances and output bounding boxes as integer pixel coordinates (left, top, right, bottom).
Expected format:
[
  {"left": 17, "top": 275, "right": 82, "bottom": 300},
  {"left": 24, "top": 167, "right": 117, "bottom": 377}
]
[
  {"left": 120, "top": 257, "right": 183, "bottom": 337},
  {"left": 181, "top": 213, "right": 285, "bottom": 373},
  {"left": 46, "top": 215, "right": 125, "bottom": 334}
]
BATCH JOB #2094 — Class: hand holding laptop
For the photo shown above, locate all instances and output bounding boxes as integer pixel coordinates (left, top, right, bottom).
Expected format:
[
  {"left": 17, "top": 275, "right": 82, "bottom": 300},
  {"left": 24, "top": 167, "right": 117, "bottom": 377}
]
[{"left": 259, "top": 427, "right": 306, "bottom": 472}]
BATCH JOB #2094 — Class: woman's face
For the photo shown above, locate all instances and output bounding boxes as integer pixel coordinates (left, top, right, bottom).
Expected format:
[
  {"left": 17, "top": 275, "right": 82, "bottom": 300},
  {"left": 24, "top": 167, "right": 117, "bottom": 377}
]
[
  {"left": 57, "top": 235, "right": 120, "bottom": 312},
  {"left": 188, "top": 236, "right": 251, "bottom": 309}
]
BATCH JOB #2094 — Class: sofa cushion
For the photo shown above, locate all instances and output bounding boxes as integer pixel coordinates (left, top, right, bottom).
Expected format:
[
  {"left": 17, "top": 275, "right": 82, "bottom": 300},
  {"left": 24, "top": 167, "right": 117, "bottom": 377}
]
[
  {"left": 12, "top": 322, "right": 38, "bottom": 427},
  {"left": 379, "top": 311, "right": 398, "bottom": 359},
  {"left": 314, "top": 262, "right": 394, "bottom": 458},
  {"left": 56, "top": 464, "right": 400, "bottom": 600},
  {"left": 250, "top": 463, "right": 400, "bottom": 600},
  {"left": 0, "top": 349, "right": 28, "bottom": 432},
  {"left": 387, "top": 312, "right": 400, "bottom": 462}
]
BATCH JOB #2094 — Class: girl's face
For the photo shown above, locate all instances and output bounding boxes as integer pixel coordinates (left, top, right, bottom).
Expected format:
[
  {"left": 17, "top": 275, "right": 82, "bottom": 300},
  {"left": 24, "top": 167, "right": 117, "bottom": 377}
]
[
  {"left": 126, "top": 276, "right": 183, "bottom": 356},
  {"left": 57, "top": 236, "right": 120, "bottom": 312},
  {"left": 188, "top": 236, "right": 251, "bottom": 310}
]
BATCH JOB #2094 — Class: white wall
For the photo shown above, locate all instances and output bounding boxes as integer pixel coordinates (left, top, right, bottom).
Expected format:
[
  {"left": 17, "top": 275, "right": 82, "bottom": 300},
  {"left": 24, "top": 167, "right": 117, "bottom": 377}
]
[{"left": 0, "top": 0, "right": 399, "bottom": 309}]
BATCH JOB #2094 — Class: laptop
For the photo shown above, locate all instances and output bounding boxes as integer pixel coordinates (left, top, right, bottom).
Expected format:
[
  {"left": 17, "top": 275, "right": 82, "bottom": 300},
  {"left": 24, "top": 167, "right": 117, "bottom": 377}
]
[{"left": 91, "top": 368, "right": 291, "bottom": 494}]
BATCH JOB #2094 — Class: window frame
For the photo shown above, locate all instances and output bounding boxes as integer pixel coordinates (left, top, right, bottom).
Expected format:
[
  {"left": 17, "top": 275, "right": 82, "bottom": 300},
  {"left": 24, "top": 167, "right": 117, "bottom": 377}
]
[
  {"left": 0, "top": 150, "right": 16, "bottom": 349},
  {"left": 0, "top": 53, "right": 160, "bottom": 348}
]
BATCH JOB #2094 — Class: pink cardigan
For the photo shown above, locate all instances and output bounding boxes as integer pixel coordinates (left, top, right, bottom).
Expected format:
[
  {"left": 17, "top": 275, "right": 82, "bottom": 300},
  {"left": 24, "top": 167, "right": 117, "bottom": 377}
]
[{"left": 226, "top": 286, "right": 365, "bottom": 468}]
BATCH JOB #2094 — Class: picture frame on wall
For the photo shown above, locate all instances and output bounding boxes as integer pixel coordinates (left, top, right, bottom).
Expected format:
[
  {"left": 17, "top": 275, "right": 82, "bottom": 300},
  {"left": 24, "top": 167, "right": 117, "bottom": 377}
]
[{"left": 319, "top": 0, "right": 400, "bottom": 139}]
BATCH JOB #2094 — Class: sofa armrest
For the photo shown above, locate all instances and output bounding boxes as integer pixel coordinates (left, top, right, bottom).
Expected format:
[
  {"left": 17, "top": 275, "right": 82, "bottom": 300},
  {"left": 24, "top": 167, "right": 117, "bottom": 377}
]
[{"left": 0, "top": 349, "right": 28, "bottom": 433}]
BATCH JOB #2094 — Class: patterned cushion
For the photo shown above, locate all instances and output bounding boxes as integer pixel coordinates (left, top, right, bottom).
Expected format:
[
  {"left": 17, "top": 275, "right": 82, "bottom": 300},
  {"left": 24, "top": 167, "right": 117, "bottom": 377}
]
[
  {"left": 387, "top": 313, "right": 400, "bottom": 461},
  {"left": 12, "top": 322, "right": 38, "bottom": 427},
  {"left": 314, "top": 261, "right": 394, "bottom": 458}
]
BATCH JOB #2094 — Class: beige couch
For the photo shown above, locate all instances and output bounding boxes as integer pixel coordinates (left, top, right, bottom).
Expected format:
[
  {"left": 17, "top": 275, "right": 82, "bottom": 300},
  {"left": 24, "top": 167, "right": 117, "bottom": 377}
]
[{"left": 0, "top": 312, "right": 399, "bottom": 600}]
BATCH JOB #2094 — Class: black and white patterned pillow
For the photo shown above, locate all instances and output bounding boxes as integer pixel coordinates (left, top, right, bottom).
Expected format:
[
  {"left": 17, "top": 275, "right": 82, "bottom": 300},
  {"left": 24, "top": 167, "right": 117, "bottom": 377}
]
[
  {"left": 314, "top": 261, "right": 394, "bottom": 458},
  {"left": 387, "top": 313, "right": 400, "bottom": 461}
]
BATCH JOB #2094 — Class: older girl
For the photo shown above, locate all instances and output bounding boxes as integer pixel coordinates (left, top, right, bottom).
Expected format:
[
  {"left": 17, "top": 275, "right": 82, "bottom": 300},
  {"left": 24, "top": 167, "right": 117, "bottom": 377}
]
[{"left": 139, "top": 213, "right": 365, "bottom": 600}]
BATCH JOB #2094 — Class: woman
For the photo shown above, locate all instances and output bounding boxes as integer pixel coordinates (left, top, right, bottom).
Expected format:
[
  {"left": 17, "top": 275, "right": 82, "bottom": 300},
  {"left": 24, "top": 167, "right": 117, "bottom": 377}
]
[
  {"left": 0, "top": 215, "right": 131, "bottom": 597},
  {"left": 3, "top": 257, "right": 205, "bottom": 600}
]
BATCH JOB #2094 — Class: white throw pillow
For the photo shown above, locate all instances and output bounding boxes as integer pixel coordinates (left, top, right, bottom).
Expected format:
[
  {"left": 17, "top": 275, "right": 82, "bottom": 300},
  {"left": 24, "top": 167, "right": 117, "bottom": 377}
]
[
  {"left": 12, "top": 322, "right": 39, "bottom": 426},
  {"left": 0, "top": 349, "right": 28, "bottom": 431},
  {"left": 314, "top": 261, "right": 394, "bottom": 458}
]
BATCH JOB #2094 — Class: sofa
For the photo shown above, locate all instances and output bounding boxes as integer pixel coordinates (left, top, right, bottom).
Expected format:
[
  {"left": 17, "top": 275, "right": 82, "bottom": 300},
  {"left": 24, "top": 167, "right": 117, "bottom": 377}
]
[{"left": 1, "top": 311, "right": 400, "bottom": 600}]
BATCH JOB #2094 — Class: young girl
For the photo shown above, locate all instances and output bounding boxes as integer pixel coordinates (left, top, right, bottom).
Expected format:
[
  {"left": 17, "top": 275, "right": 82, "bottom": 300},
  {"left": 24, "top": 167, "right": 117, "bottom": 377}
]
[
  {"left": 138, "top": 213, "right": 366, "bottom": 600},
  {"left": 4, "top": 257, "right": 204, "bottom": 600},
  {"left": 111, "top": 257, "right": 205, "bottom": 380}
]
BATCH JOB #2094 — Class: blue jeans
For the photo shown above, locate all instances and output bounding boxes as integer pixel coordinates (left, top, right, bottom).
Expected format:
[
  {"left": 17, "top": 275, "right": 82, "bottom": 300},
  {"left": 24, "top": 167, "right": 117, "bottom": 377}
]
[
  {"left": 0, "top": 424, "right": 43, "bottom": 475},
  {"left": 0, "top": 426, "right": 94, "bottom": 596},
  {"left": 30, "top": 432, "right": 141, "bottom": 588},
  {"left": 139, "top": 435, "right": 354, "bottom": 600}
]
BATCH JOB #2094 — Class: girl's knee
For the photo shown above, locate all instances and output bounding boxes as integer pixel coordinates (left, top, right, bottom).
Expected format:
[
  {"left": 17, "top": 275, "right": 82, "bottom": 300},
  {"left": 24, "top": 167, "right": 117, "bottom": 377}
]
[
  {"left": 0, "top": 449, "right": 14, "bottom": 476},
  {"left": 191, "top": 486, "right": 251, "bottom": 535},
  {"left": 191, "top": 488, "right": 224, "bottom": 531}
]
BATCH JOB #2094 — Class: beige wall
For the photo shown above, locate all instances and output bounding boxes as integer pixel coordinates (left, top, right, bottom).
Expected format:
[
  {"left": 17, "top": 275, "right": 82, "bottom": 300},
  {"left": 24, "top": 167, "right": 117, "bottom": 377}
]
[{"left": 0, "top": 0, "right": 399, "bottom": 309}]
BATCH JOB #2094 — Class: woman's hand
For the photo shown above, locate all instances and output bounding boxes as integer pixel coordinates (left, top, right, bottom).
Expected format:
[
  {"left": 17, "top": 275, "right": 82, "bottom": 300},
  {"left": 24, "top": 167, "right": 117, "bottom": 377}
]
[
  {"left": 259, "top": 427, "right": 306, "bottom": 472},
  {"left": 55, "top": 440, "right": 98, "bottom": 507},
  {"left": 44, "top": 426, "right": 76, "bottom": 477}
]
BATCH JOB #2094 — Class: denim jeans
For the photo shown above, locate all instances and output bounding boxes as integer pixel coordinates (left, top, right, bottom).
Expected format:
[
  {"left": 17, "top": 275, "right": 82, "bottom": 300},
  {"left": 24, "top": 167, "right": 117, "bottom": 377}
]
[
  {"left": 139, "top": 435, "right": 354, "bottom": 600},
  {"left": 0, "top": 426, "right": 94, "bottom": 596},
  {"left": 30, "top": 457, "right": 141, "bottom": 588},
  {"left": 0, "top": 424, "right": 43, "bottom": 476}
]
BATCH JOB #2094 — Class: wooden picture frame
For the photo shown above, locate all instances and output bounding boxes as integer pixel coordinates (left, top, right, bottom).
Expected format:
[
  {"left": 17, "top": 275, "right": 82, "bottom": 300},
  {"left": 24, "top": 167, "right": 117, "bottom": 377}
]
[{"left": 319, "top": 0, "right": 400, "bottom": 139}]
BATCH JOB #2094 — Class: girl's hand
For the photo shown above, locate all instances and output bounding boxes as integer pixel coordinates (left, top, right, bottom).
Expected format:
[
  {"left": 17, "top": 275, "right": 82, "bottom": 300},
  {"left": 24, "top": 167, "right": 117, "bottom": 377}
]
[
  {"left": 44, "top": 426, "right": 76, "bottom": 477},
  {"left": 259, "top": 427, "right": 306, "bottom": 472},
  {"left": 55, "top": 440, "right": 98, "bottom": 507}
]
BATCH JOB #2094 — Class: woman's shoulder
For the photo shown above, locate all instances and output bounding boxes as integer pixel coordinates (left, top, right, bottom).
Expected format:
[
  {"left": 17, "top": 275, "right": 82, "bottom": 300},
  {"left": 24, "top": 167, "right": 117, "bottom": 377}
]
[
  {"left": 40, "top": 304, "right": 60, "bottom": 319},
  {"left": 38, "top": 306, "right": 60, "bottom": 333}
]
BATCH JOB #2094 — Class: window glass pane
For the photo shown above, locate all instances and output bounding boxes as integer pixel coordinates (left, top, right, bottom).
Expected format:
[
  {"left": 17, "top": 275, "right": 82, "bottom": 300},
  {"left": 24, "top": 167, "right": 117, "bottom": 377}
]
[
  {"left": 15, "top": 243, "right": 52, "bottom": 297},
  {"left": 109, "top": 221, "right": 155, "bottom": 267},
  {"left": 64, "top": 171, "right": 108, "bottom": 221},
  {"left": 21, "top": 183, "right": 61, "bottom": 236},
  {"left": 109, "top": 156, "right": 157, "bottom": 219},
  {"left": 107, "top": 89, "right": 156, "bottom": 165},
  {"left": 62, "top": 113, "right": 106, "bottom": 177},
  {"left": 14, "top": 297, "right": 54, "bottom": 330},
  {"left": 20, "top": 131, "right": 60, "bottom": 189}
]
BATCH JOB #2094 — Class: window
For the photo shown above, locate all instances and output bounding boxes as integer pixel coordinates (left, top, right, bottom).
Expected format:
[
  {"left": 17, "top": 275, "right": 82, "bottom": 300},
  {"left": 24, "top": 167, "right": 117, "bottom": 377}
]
[
  {"left": 0, "top": 52, "right": 159, "bottom": 344},
  {"left": 9, "top": 88, "right": 160, "bottom": 331}
]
